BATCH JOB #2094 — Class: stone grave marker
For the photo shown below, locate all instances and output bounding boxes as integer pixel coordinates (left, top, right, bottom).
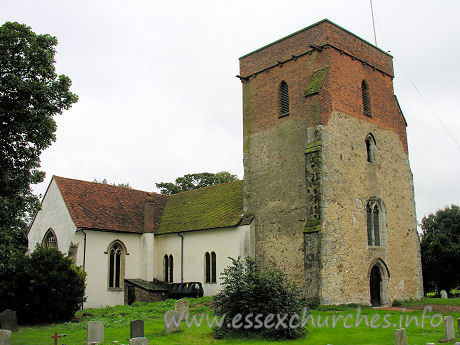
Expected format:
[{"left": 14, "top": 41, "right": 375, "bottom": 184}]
[
  {"left": 0, "top": 330, "right": 11, "bottom": 345},
  {"left": 440, "top": 290, "right": 448, "bottom": 299},
  {"left": 439, "top": 316, "right": 455, "bottom": 342},
  {"left": 394, "top": 328, "right": 408, "bottom": 345},
  {"left": 164, "top": 310, "right": 181, "bottom": 333},
  {"left": 129, "top": 337, "right": 148, "bottom": 345},
  {"left": 87, "top": 321, "right": 104, "bottom": 344},
  {"left": 130, "top": 320, "right": 144, "bottom": 339},
  {"left": 174, "top": 299, "right": 189, "bottom": 318},
  {"left": 0, "top": 310, "right": 17, "bottom": 332}
]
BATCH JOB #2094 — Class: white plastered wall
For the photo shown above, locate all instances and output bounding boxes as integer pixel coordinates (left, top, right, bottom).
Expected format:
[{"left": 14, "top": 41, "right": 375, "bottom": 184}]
[
  {"left": 28, "top": 178, "right": 77, "bottom": 255},
  {"left": 154, "top": 224, "right": 254, "bottom": 296}
]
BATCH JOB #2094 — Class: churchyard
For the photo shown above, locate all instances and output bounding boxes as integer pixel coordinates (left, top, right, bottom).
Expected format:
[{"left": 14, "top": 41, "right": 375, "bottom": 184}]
[{"left": 2, "top": 296, "right": 460, "bottom": 345}]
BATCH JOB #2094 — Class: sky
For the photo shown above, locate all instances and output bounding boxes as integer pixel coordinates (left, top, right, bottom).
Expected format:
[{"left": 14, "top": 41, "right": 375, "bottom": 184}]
[{"left": 1, "top": 0, "right": 459, "bottom": 225}]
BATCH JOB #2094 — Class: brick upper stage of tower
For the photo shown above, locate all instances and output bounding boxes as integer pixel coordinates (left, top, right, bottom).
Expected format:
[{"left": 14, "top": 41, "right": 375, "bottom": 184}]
[{"left": 239, "top": 19, "right": 393, "bottom": 78}]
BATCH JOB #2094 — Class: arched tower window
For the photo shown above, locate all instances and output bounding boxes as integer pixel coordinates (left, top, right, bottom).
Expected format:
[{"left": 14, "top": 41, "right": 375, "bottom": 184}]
[
  {"left": 211, "top": 252, "right": 217, "bottom": 283},
  {"left": 362, "top": 80, "right": 371, "bottom": 117},
  {"left": 108, "top": 241, "right": 126, "bottom": 289},
  {"left": 169, "top": 254, "right": 174, "bottom": 283},
  {"left": 366, "top": 199, "right": 385, "bottom": 247},
  {"left": 42, "top": 229, "right": 58, "bottom": 249},
  {"left": 164, "top": 255, "right": 169, "bottom": 282},
  {"left": 205, "top": 252, "right": 211, "bottom": 283},
  {"left": 279, "top": 81, "right": 290, "bottom": 117},
  {"left": 365, "top": 134, "right": 376, "bottom": 163}
]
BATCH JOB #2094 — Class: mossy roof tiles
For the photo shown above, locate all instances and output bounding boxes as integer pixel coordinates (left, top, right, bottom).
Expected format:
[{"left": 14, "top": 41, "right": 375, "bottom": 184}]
[{"left": 157, "top": 180, "right": 243, "bottom": 234}]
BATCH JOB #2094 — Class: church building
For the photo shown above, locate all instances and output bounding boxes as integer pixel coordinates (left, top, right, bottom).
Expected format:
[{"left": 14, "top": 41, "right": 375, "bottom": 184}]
[{"left": 28, "top": 19, "right": 423, "bottom": 308}]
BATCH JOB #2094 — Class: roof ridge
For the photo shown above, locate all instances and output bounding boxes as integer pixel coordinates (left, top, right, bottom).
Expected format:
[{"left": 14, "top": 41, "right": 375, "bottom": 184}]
[
  {"left": 53, "top": 175, "right": 163, "bottom": 197},
  {"left": 168, "top": 179, "right": 243, "bottom": 197}
]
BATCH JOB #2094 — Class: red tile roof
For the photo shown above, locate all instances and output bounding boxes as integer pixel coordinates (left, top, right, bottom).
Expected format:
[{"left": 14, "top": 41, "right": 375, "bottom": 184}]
[{"left": 54, "top": 176, "right": 167, "bottom": 233}]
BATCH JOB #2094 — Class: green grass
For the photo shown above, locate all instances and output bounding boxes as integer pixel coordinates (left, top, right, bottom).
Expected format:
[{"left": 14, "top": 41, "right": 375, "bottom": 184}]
[
  {"left": 393, "top": 297, "right": 460, "bottom": 306},
  {"left": 11, "top": 298, "right": 460, "bottom": 345}
]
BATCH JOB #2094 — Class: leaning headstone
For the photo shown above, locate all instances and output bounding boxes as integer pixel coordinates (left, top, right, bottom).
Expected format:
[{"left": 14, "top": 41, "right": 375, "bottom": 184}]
[
  {"left": 130, "top": 320, "right": 144, "bottom": 339},
  {"left": 440, "top": 290, "right": 448, "bottom": 299},
  {"left": 394, "top": 328, "right": 408, "bottom": 345},
  {"left": 0, "top": 310, "right": 17, "bottom": 332},
  {"left": 174, "top": 299, "right": 189, "bottom": 318},
  {"left": 439, "top": 316, "right": 455, "bottom": 342},
  {"left": 129, "top": 337, "right": 148, "bottom": 345},
  {"left": 0, "top": 330, "right": 12, "bottom": 345},
  {"left": 164, "top": 310, "right": 181, "bottom": 333},
  {"left": 87, "top": 321, "right": 104, "bottom": 344},
  {"left": 426, "top": 343, "right": 435, "bottom": 345}
]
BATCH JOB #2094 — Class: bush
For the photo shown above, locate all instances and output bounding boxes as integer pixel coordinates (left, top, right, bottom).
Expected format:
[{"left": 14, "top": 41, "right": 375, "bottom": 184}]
[
  {"left": 212, "top": 257, "right": 307, "bottom": 340},
  {"left": 0, "top": 246, "right": 86, "bottom": 324}
]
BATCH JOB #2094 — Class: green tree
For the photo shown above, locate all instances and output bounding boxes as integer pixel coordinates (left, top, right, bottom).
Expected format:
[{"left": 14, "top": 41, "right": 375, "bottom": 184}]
[
  {"left": 0, "top": 22, "right": 78, "bottom": 263},
  {"left": 156, "top": 171, "right": 237, "bottom": 195},
  {"left": 0, "top": 246, "right": 86, "bottom": 324},
  {"left": 93, "top": 178, "right": 131, "bottom": 188},
  {"left": 420, "top": 204, "right": 460, "bottom": 294},
  {"left": 212, "top": 257, "right": 307, "bottom": 340}
]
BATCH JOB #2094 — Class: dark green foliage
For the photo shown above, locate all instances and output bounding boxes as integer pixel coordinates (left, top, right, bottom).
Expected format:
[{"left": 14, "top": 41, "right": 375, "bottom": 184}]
[
  {"left": 420, "top": 204, "right": 460, "bottom": 294},
  {"left": 0, "top": 246, "right": 86, "bottom": 324},
  {"left": 212, "top": 257, "right": 307, "bottom": 340},
  {"left": 0, "top": 21, "right": 78, "bottom": 265},
  {"left": 156, "top": 171, "right": 237, "bottom": 195}
]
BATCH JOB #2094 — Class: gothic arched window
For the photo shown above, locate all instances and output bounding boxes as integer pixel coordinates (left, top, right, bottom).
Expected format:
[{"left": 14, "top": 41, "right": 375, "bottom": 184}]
[
  {"left": 366, "top": 134, "right": 376, "bottom": 163},
  {"left": 279, "top": 81, "right": 290, "bottom": 117},
  {"left": 211, "top": 252, "right": 217, "bottom": 283},
  {"left": 108, "top": 241, "right": 126, "bottom": 289},
  {"left": 169, "top": 254, "right": 174, "bottom": 283},
  {"left": 367, "top": 199, "right": 385, "bottom": 247},
  {"left": 164, "top": 255, "right": 169, "bottom": 282},
  {"left": 205, "top": 252, "right": 210, "bottom": 283},
  {"left": 42, "top": 229, "right": 57, "bottom": 249},
  {"left": 362, "top": 80, "right": 372, "bottom": 117}
]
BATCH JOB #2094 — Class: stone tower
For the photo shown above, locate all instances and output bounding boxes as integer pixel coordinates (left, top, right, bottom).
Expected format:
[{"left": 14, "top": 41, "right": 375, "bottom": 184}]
[{"left": 239, "top": 19, "right": 423, "bottom": 305}]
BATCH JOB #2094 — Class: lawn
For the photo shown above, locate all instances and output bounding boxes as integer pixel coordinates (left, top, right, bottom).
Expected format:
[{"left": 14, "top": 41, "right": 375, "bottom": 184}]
[{"left": 11, "top": 297, "right": 460, "bottom": 345}]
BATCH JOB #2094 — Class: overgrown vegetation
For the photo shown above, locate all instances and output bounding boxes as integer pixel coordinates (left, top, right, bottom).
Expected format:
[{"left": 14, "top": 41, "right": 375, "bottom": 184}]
[
  {"left": 212, "top": 257, "right": 307, "bottom": 340},
  {"left": 0, "top": 246, "right": 86, "bottom": 324}
]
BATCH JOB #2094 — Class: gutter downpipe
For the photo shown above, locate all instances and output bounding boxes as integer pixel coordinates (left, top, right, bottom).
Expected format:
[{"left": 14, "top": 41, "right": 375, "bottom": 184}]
[
  {"left": 80, "top": 228, "right": 87, "bottom": 310},
  {"left": 178, "top": 233, "right": 184, "bottom": 283}
]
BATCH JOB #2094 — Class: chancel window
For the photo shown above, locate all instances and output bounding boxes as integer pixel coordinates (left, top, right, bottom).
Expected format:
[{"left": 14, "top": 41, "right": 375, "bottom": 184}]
[
  {"left": 108, "top": 242, "right": 125, "bottom": 289},
  {"left": 362, "top": 80, "right": 372, "bottom": 117},
  {"left": 211, "top": 252, "right": 216, "bottom": 283},
  {"left": 43, "top": 229, "right": 57, "bottom": 249},
  {"left": 279, "top": 81, "right": 290, "bottom": 117},
  {"left": 169, "top": 254, "right": 174, "bottom": 283}
]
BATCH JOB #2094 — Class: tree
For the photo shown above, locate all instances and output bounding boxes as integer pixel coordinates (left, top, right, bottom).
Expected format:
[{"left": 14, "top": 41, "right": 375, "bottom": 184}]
[
  {"left": 155, "top": 171, "right": 237, "bottom": 195},
  {"left": 420, "top": 204, "right": 460, "bottom": 294},
  {"left": 93, "top": 178, "right": 131, "bottom": 188},
  {"left": 0, "top": 246, "right": 86, "bottom": 324},
  {"left": 0, "top": 22, "right": 78, "bottom": 264},
  {"left": 212, "top": 257, "right": 307, "bottom": 340}
]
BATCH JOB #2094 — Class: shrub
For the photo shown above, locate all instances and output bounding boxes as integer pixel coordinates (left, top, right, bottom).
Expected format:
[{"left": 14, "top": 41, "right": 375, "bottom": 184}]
[
  {"left": 0, "top": 245, "right": 86, "bottom": 324},
  {"left": 212, "top": 257, "right": 307, "bottom": 340}
]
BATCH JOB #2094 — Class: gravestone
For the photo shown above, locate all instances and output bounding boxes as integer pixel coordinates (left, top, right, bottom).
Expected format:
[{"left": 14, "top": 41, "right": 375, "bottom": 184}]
[
  {"left": 440, "top": 316, "right": 455, "bottom": 342},
  {"left": 87, "top": 321, "right": 104, "bottom": 344},
  {"left": 0, "top": 310, "right": 17, "bottom": 332},
  {"left": 174, "top": 299, "right": 189, "bottom": 318},
  {"left": 394, "top": 328, "right": 408, "bottom": 345},
  {"left": 129, "top": 337, "right": 148, "bottom": 345},
  {"left": 440, "top": 290, "right": 448, "bottom": 299},
  {"left": 0, "top": 330, "right": 11, "bottom": 345},
  {"left": 164, "top": 310, "right": 181, "bottom": 333},
  {"left": 130, "top": 320, "right": 144, "bottom": 339}
]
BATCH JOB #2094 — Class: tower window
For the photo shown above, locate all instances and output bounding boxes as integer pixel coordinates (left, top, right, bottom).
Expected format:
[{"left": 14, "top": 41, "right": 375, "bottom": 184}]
[
  {"left": 108, "top": 241, "right": 126, "bottom": 289},
  {"left": 365, "top": 134, "right": 376, "bottom": 163},
  {"left": 42, "top": 229, "right": 57, "bottom": 249},
  {"left": 279, "top": 81, "right": 290, "bottom": 117},
  {"left": 367, "top": 199, "right": 384, "bottom": 247},
  {"left": 362, "top": 80, "right": 371, "bottom": 117}
]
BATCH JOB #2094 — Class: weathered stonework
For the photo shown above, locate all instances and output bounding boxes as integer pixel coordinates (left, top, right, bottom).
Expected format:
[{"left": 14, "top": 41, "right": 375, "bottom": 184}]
[{"left": 240, "top": 19, "right": 423, "bottom": 305}]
